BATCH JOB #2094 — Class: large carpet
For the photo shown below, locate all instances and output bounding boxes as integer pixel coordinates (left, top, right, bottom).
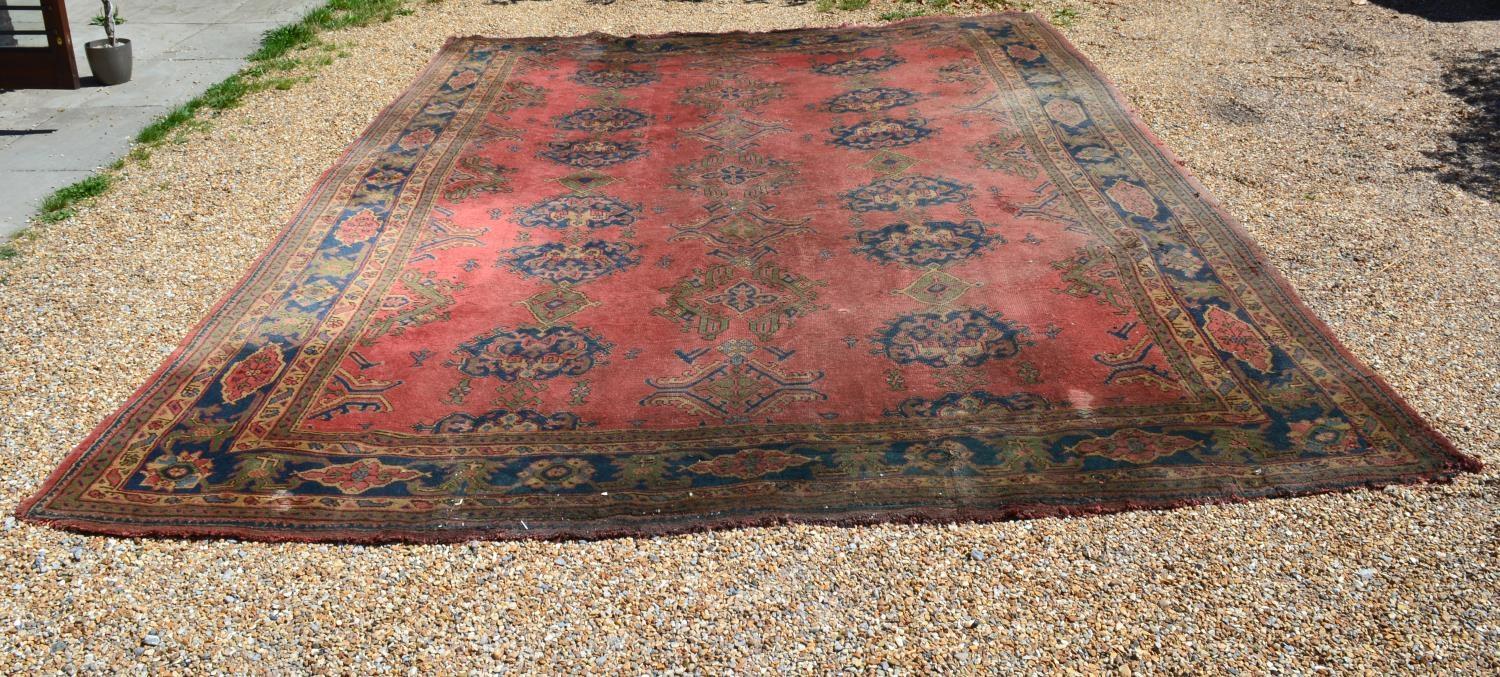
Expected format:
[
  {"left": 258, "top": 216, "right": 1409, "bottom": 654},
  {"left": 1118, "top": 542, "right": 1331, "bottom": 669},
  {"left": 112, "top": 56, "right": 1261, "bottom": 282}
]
[{"left": 19, "top": 15, "right": 1478, "bottom": 542}]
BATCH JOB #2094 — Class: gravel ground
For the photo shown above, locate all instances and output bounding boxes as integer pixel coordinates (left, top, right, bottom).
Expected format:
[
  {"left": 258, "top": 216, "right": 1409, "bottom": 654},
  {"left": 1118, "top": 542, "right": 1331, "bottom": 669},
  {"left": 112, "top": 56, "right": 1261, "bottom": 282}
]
[{"left": 2, "top": 0, "right": 1496, "bottom": 672}]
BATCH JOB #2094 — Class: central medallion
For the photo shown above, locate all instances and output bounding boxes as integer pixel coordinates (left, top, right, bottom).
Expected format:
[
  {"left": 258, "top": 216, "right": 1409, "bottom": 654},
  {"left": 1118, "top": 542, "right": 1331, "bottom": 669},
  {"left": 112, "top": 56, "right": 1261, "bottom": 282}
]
[{"left": 654, "top": 262, "right": 826, "bottom": 342}]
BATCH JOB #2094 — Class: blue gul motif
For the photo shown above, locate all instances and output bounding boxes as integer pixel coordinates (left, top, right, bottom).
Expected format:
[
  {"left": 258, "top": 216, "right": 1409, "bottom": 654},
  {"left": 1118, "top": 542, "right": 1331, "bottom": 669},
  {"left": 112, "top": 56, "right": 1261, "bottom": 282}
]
[
  {"left": 555, "top": 107, "right": 651, "bottom": 133},
  {"left": 842, "top": 175, "right": 972, "bottom": 213},
  {"left": 829, "top": 117, "right": 934, "bottom": 151},
  {"left": 454, "top": 326, "right": 612, "bottom": 382},
  {"left": 873, "top": 309, "right": 1029, "bottom": 369},
  {"left": 538, "top": 139, "right": 647, "bottom": 168},
  {"left": 516, "top": 194, "right": 641, "bottom": 230},
  {"left": 853, "top": 219, "right": 1001, "bottom": 267},
  {"left": 812, "top": 53, "right": 904, "bottom": 76},
  {"left": 500, "top": 240, "right": 642, "bottom": 284},
  {"left": 820, "top": 87, "right": 919, "bottom": 113}
]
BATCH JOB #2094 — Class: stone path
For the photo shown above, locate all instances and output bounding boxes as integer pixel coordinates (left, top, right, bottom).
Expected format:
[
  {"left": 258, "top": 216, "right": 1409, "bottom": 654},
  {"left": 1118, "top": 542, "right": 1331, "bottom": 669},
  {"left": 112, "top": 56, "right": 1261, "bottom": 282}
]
[{"left": 0, "top": 0, "right": 325, "bottom": 237}]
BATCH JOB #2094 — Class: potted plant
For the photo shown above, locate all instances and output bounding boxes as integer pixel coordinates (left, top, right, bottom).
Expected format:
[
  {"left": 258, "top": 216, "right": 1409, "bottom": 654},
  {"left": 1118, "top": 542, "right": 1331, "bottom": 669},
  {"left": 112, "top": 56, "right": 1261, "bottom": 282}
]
[{"left": 85, "top": 1, "right": 131, "bottom": 85}]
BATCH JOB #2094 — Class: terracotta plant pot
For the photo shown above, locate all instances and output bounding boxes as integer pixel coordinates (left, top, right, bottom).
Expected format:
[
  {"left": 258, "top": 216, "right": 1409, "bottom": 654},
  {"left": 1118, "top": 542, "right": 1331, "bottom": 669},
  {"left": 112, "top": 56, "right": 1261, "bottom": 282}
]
[{"left": 84, "top": 38, "right": 132, "bottom": 85}]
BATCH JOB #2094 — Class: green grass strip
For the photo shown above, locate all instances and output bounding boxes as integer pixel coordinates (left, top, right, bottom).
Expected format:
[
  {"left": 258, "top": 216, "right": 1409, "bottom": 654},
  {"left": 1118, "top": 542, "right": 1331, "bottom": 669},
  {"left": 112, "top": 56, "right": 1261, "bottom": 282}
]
[
  {"left": 131, "top": 0, "right": 413, "bottom": 146},
  {"left": 817, "top": 0, "right": 872, "bottom": 11},
  {"left": 39, "top": 174, "right": 112, "bottom": 213},
  {"left": 33, "top": 174, "right": 113, "bottom": 225},
  {"left": 18, "top": 0, "right": 426, "bottom": 237}
]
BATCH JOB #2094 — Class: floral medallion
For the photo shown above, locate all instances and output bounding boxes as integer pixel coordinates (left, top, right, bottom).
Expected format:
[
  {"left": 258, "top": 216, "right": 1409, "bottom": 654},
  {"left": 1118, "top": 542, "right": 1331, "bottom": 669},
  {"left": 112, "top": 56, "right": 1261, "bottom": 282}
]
[
  {"left": 219, "top": 344, "right": 286, "bottom": 405},
  {"left": 332, "top": 208, "right": 382, "bottom": 246},
  {"left": 452, "top": 325, "right": 612, "bottom": 382},
  {"left": 140, "top": 451, "right": 216, "bottom": 492},
  {"left": 1202, "top": 305, "right": 1274, "bottom": 372},
  {"left": 538, "top": 139, "right": 647, "bottom": 169},
  {"left": 517, "top": 194, "right": 641, "bottom": 231},
  {"left": 1286, "top": 415, "right": 1362, "bottom": 455},
  {"left": 853, "top": 219, "right": 1001, "bottom": 267},
  {"left": 842, "top": 175, "right": 972, "bottom": 213},
  {"left": 517, "top": 458, "right": 596, "bottom": 490},
  {"left": 812, "top": 53, "right": 904, "bottom": 77},
  {"left": 500, "top": 240, "right": 642, "bottom": 284},
  {"left": 555, "top": 107, "right": 651, "bottom": 133},
  {"left": 902, "top": 440, "right": 975, "bottom": 472},
  {"left": 829, "top": 117, "right": 934, "bottom": 150},
  {"left": 887, "top": 390, "right": 1053, "bottom": 418},
  {"left": 416, "top": 408, "right": 585, "bottom": 434},
  {"left": 572, "top": 62, "right": 658, "bottom": 89},
  {"left": 516, "top": 459, "right": 597, "bottom": 489},
  {"left": 873, "top": 309, "right": 1029, "bottom": 369},
  {"left": 297, "top": 459, "right": 426, "bottom": 494},
  {"left": 1069, "top": 429, "right": 1198, "bottom": 464},
  {"left": 820, "top": 87, "right": 919, "bottom": 113}
]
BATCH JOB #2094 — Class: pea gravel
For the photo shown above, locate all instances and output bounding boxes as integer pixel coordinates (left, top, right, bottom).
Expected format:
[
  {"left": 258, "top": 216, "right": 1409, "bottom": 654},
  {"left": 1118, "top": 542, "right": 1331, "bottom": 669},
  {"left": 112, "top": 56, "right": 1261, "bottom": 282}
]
[{"left": 2, "top": 0, "right": 1496, "bottom": 672}]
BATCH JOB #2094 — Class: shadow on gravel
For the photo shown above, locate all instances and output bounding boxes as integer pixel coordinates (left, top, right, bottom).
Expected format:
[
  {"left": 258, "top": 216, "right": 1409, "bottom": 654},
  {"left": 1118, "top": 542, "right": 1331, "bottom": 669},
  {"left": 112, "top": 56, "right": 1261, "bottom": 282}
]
[
  {"left": 1429, "top": 49, "right": 1500, "bottom": 203},
  {"left": 1369, "top": 0, "right": 1500, "bottom": 22}
]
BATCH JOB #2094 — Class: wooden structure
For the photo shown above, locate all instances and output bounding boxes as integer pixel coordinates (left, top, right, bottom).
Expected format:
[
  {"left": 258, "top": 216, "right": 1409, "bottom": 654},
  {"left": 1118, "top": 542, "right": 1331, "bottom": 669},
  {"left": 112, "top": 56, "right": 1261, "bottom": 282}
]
[{"left": 0, "top": 1, "right": 80, "bottom": 89}]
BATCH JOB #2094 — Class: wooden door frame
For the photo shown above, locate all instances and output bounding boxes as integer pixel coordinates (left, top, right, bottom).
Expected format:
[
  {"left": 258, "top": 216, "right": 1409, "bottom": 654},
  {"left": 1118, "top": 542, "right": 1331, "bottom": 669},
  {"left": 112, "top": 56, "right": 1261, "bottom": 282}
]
[{"left": 0, "top": 0, "right": 81, "bottom": 90}]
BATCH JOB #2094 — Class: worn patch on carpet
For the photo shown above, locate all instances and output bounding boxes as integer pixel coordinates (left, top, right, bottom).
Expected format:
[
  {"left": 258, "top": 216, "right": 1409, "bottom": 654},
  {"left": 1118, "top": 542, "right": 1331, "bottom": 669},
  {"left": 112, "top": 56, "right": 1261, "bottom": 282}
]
[{"left": 18, "top": 15, "right": 1478, "bottom": 542}]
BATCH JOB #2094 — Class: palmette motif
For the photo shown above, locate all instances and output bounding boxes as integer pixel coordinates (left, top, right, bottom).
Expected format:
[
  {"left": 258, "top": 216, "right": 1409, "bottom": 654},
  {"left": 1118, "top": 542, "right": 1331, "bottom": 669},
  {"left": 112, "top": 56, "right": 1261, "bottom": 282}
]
[{"left": 19, "top": 17, "right": 1474, "bottom": 543}]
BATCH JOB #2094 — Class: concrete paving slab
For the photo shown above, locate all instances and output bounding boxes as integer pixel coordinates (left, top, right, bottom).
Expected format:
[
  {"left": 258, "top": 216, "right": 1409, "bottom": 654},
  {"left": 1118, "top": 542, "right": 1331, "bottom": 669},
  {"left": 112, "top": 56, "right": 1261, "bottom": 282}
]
[
  {"left": 75, "top": 23, "right": 203, "bottom": 62},
  {"left": 0, "top": 0, "right": 326, "bottom": 237},
  {"left": 0, "top": 129, "right": 55, "bottom": 156},
  {"left": 131, "top": 0, "right": 264, "bottom": 25},
  {"left": 5, "top": 105, "right": 162, "bottom": 171},
  {"left": 81, "top": 57, "right": 242, "bottom": 107},
  {"left": 225, "top": 2, "right": 321, "bottom": 26},
  {"left": 0, "top": 103, "right": 59, "bottom": 130},
  {"left": 0, "top": 169, "right": 97, "bottom": 218},
  {"left": 166, "top": 22, "right": 281, "bottom": 62}
]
